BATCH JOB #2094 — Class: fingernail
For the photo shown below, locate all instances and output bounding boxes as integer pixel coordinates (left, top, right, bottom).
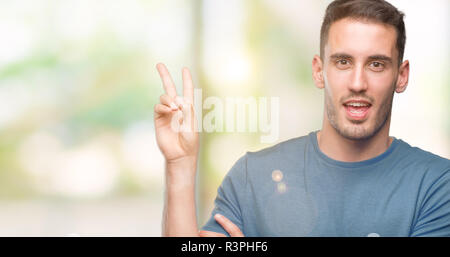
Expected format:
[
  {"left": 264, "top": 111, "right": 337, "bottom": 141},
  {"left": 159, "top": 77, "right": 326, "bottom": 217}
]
[
  {"left": 170, "top": 102, "right": 178, "bottom": 110},
  {"left": 214, "top": 214, "right": 222, "bottom": 219}
]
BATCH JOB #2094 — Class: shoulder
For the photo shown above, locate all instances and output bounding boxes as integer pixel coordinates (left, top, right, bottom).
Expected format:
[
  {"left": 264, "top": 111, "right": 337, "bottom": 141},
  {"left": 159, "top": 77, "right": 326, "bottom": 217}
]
[
  {"left": 246, "top": 133, "right": 310, "bottom": 161},
  {"left": 398, "top": 140, "right": 450, "bottom": 169},
  {"left": 224, "top": 133, "right": 312, "bottom": 183},
  {"left": 395, "top": 139, "right": 450, "bottom": 182},
  {"left": 400, "top": 143, "right": 450, "bottom": 236}
]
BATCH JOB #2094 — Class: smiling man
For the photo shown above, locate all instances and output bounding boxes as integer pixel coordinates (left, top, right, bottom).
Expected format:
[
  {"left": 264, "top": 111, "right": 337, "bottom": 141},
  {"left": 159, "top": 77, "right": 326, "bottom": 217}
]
[{"left": 155, "top": 0, "right": 450, "bottom": 237}]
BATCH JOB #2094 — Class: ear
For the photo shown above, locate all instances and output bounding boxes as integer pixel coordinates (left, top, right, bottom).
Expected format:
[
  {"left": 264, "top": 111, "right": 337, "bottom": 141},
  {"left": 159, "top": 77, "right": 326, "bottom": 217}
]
[
  {"left": 312, "top": 55, "right": 325, "bottom": 89},
  {"left": 395, "top": 60, "right": 409, "bottom": 93}
]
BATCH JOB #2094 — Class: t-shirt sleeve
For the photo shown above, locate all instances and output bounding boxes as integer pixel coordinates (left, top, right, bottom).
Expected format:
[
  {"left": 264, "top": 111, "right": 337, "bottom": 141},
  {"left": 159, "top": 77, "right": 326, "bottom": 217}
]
[
  {"left": 200, "top": 154, "right": 248, "bottom": 236},
  {"left": 411, "top": 168, "right": 450, "bottom": 237}
]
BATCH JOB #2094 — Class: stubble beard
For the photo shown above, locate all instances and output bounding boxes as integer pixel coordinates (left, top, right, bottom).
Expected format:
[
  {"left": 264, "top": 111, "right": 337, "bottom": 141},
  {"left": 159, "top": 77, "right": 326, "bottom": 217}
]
[{"left": 325, "top": 85, "right": 395, "bottom": 141}]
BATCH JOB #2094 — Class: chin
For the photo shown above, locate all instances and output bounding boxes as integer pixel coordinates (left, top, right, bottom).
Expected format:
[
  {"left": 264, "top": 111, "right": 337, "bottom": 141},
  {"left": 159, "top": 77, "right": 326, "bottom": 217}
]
[
  {"left": 336, "top": 122, "right": 378, "bottom": 141},
  {"left": 327, "top": 102, "right": 391, "bottom": 141}
]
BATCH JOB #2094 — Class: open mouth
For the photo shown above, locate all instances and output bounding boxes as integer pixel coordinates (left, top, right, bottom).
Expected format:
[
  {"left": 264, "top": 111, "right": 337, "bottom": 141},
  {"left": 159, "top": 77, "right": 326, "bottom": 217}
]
[{"left": 343, "top": 100, "right": 372, "bottom": 120}]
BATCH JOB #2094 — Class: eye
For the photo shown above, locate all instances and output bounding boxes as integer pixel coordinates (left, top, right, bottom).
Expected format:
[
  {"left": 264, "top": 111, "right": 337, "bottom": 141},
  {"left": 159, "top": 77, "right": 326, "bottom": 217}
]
[
  {"left": 335, "top": 59, "right": 351, "bottom": 69},
  {"left": 372, "top": 62, "right": 382, "bottom": 67},
  {"left": 369, "top": 61, "right": 385, "bottom": 71}
]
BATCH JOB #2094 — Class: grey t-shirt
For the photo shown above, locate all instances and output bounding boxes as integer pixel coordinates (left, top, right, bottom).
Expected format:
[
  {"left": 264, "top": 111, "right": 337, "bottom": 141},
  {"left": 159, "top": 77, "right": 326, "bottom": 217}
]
[{"left": 201, "top": 131, "right": 450, "bottom": 236}]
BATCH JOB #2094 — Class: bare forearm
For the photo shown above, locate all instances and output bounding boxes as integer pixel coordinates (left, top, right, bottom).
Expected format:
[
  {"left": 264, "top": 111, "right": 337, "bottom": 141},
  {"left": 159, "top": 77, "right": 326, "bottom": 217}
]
[{"left": 162, "top": 159, "right": 199, "bottom": 237}]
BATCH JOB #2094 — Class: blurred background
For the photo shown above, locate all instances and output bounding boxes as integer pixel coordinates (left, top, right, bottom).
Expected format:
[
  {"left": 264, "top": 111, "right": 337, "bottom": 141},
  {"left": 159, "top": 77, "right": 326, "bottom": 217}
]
[{"left": 0, "top": 0, "right": 448, "bottom": 236}]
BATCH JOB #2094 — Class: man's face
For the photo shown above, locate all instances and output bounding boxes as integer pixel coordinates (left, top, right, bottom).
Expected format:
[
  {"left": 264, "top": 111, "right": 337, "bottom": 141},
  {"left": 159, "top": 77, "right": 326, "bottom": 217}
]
[{"left": 322, "top": 18, "right": 400, "bottom": 140}]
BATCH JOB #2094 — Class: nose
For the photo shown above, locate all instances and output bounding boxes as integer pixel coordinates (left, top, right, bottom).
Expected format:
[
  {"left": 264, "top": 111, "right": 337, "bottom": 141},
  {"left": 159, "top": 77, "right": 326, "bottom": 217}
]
[{"left": 348, "top": 64, "right": 368, "bottom": 92}]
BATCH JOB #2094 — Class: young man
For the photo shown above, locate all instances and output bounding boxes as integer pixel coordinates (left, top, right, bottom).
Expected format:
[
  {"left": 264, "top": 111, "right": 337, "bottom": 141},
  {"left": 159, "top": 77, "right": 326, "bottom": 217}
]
[{"left": 154, "top": 0, "right": 450, "bottom": 237}]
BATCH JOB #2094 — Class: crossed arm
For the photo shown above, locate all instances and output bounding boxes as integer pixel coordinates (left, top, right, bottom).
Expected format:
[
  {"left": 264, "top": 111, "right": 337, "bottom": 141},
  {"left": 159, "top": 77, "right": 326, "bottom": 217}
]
[
  {"left": 199, "top": 214, "right": 244, "bottom": 237},
  {"left": 155, "top": 63, "right": 243, "bottom": 237}
]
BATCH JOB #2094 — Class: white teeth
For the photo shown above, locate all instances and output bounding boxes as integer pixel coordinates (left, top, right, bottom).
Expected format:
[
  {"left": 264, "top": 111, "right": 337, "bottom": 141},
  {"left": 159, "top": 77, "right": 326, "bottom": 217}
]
[{"left": 347, "top": 102, "right": 369, "bottom": 107}]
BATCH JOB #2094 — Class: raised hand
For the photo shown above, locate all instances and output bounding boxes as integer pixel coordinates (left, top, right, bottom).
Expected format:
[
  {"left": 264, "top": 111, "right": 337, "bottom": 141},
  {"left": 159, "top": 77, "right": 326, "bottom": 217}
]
[
  {"left": 157, "top": 63, "right": 200, "bottom": 237},
  {"left": 154, "top": 63, "right": 199, "bottom": 165}
]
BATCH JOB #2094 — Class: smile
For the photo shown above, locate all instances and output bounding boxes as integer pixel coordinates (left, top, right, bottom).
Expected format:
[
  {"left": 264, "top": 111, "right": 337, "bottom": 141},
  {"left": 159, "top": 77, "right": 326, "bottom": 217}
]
[{"left": 343, "top": 100, "right": 372, "bottom": 120}]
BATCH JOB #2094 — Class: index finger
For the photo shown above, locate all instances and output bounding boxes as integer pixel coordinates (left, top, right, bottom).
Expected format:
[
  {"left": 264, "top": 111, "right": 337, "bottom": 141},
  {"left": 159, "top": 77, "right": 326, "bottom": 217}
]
[{"left": 156, "top": 63, "right": 178, "bottom": 98}]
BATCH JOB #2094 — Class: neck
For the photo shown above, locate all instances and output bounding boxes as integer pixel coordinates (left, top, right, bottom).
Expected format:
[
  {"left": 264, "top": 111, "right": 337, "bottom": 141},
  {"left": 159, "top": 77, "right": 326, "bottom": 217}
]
[{"left": 317, "top": 118, "right": 393, "bottom": 162}]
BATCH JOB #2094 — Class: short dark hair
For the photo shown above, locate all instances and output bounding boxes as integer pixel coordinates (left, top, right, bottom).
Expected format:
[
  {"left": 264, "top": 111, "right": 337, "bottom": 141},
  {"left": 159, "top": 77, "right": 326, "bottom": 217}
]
[{"left": 320, "top": 0, "right": 406, "bottom": 65}]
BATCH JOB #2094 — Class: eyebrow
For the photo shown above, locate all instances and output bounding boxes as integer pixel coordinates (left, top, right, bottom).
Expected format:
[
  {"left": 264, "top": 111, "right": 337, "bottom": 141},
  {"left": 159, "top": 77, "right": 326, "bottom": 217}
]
[
  {"left": 367, "top": 55, "right": 393, "bottom": 63},
  {"left": 330, "top": 53, "right": 353, "bottom": 60},
  {"left": 329, "top": 53, "right": 393, "bottom": 63}
]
